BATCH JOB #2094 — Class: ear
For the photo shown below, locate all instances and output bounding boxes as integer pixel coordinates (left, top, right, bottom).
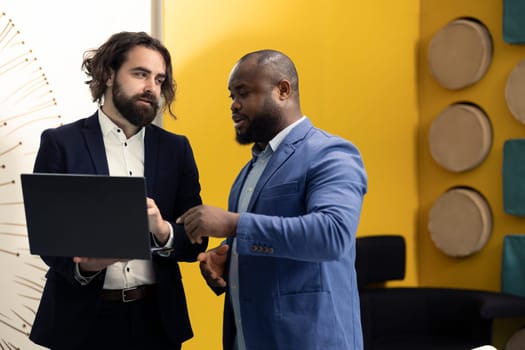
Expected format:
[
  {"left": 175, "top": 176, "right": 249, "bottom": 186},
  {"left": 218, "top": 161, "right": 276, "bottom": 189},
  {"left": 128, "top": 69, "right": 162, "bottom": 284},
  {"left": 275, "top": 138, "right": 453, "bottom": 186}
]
[
  {"left": 106, "top": 69, "right": 115, "bottom": 87},
  {"left": 276, "top": 79, "right": 292, "bottom": 100}
]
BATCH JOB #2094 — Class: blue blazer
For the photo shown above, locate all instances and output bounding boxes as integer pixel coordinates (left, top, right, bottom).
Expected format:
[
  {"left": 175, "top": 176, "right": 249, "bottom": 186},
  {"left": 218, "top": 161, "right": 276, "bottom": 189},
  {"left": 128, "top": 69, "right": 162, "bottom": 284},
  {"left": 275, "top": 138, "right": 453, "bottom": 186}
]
[
  {"left": 29, "top": 112, "right": 207, "bottom": 349},
  {"left": 221, "top": 118, "right": 367, "bottom": 350}
]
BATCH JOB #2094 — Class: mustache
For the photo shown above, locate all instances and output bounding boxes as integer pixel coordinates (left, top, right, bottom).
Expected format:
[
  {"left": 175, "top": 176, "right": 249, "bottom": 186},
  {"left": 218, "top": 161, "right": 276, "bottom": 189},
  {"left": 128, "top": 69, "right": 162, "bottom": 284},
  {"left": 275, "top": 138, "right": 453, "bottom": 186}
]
[
  {"left": 135, "top": 92, "right": 158, "bottom": 105},
  {"left": 232, "top": 113, "right": 246, "bottom": 121}
]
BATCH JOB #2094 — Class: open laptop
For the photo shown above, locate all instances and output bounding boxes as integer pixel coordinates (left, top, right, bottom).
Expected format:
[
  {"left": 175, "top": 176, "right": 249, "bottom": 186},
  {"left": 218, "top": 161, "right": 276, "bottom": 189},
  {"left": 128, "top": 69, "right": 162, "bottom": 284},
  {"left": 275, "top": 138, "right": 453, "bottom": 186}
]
[{"left": 20, "top": 173, "right": 152, "bottom": 260}]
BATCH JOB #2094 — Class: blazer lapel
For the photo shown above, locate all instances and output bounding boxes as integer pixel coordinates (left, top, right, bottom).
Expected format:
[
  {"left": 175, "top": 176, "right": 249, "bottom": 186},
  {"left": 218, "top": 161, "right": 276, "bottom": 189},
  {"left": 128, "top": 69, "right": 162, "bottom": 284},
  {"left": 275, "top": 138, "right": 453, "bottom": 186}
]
[
  {"left": 144, "top": 125, "right": 159, "bottom": 197},
  {"left": 229, "top": 162, "right": 252, "bottom": 212},
  {"left": 247, "top": 118, "right": 313, "bottom": 212},
  {"left": 82, "top": 112, "right": 110, "bottom": 175}
]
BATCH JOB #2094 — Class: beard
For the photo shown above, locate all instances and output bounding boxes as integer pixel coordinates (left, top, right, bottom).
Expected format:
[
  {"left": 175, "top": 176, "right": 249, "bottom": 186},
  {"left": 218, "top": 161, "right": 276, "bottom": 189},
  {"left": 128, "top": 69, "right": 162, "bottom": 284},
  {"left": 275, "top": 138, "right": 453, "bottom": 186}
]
[
  {"left": 235, "top": 97, "right": 282, "bottom": 145},
  {"left": 112, "top": 81, "right": 159, "bottom": 127}
]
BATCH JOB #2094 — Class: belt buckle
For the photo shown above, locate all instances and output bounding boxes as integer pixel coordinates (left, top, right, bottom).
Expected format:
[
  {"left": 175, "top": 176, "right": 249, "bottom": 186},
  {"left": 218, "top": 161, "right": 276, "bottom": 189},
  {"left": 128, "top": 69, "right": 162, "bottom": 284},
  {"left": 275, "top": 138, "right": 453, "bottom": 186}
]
[{"left": 122, "top": 286, "right": 138, "bottom": 303}]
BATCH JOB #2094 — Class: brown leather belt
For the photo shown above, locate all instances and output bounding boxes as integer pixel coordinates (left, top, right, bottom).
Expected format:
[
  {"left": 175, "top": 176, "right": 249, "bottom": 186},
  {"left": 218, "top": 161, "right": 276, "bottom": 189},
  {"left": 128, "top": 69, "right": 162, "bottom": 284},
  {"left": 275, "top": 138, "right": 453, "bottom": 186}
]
[{"left": 100, "top": 285, "right": 155, "bottom": 303}]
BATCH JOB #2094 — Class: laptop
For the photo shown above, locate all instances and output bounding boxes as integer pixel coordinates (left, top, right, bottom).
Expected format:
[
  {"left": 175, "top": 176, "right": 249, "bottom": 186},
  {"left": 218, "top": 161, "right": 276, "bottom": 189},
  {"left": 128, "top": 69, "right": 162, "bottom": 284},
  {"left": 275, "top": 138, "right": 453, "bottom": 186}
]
[{"left": 21, "top": 173, "right": 152, "bottom": 260}]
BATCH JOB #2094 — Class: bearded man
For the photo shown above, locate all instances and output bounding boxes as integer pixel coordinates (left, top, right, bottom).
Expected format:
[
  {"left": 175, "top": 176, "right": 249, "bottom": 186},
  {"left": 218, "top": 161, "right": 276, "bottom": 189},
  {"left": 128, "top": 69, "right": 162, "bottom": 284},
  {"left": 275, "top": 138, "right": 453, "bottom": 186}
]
[{"left": 29, "top": 31, "right": 207, "bottom": 350}]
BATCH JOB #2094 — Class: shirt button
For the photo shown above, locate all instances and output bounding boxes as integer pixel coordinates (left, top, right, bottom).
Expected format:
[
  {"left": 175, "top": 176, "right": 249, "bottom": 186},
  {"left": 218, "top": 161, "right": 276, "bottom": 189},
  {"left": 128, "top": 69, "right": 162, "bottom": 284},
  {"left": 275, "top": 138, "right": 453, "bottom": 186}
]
[
  {"left": 117, "top": 129, "right": 121, "bottom": 133},
  {"left": 126, "top": 267, "right": 130, "bottom": 272},
  {"left": 129, "top": 171, "right": 132, "bottom": 175},
  {"left": 124, "top": 142, "right": 127, "bottom": 147}
]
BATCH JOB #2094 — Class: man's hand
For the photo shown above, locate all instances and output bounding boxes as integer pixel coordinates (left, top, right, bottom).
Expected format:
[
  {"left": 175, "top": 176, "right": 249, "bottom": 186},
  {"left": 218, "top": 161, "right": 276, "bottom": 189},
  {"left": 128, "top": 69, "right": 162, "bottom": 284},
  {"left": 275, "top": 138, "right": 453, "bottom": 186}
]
[
  {"left": 73, "top": 257, "right": 127, "bottom": 272},
  {"left": 198, "top": 244, "right": 229, "bottom": 288},
  {"left": 176, "top": 205, "right": 240, "bottom": 244},
  {"left": 147, "top": 197, "right": 170, "bottom": 245}
]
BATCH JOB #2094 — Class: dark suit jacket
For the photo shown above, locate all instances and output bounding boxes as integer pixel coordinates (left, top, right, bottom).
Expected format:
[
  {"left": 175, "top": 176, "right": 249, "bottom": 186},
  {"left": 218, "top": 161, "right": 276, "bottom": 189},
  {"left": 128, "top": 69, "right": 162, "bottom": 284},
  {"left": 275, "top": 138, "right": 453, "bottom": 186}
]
[{"left": 29, "top": 112, "right": 207, "bottom": 349}]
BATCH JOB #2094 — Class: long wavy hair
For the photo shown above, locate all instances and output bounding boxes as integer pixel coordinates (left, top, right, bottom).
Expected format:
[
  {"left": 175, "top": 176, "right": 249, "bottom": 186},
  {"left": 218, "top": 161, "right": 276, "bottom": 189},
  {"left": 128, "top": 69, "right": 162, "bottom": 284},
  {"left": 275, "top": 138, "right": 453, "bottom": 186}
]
[{"left": 82, "top": 31, "right": 176, "bottom": 118}]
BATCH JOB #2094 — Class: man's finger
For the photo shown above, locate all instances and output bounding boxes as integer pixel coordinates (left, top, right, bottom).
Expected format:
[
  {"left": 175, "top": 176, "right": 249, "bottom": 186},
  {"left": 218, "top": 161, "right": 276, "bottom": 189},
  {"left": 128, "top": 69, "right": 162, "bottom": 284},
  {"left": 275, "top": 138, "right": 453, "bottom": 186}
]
[
  {"left": 187, "top": 228, "right": 201, "bottom": 244},
  {"left": 197, "top": 252, "right": 208, "bottom": 263},
  {"left": 216, "top": 244, "right": 230, "bottom": 256},
  {"left": 176, "top": 205, "right": 198, "bottom": 224},
  {"left": 213, "top": 277, "right": 226, "bottom": 288},
  {"left": 193, "top": 232, "right": 203, "bottom": 244}
]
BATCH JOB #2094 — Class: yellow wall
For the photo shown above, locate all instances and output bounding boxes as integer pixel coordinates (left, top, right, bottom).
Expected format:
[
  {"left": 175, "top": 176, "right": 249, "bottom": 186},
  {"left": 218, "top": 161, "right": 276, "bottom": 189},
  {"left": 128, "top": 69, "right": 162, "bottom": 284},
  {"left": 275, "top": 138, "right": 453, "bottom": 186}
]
[
  {"left": 163, "top": 1, "right": 420, "bottom": 349},
  {"left": 418, "top": 0, "right": 525, "bottom": 291}
]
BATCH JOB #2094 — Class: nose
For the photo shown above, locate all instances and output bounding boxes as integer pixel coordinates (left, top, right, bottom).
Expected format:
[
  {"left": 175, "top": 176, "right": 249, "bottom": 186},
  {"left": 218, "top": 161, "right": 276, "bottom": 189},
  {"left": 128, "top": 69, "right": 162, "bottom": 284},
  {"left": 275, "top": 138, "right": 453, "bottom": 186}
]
[
  {"left": 231, "top": 98, "right": 240, "bottom": 112},
  {"left": 144, "top": 77, "right": 158, "bottom": 95}
]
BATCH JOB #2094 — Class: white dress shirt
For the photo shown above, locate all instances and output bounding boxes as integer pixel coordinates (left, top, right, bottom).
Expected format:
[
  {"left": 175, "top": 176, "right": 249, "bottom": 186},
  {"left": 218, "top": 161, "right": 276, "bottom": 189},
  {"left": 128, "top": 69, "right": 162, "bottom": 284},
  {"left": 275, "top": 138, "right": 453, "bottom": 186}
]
[{"left": 75, "top": 109, "right": 173, "bottom": 289}]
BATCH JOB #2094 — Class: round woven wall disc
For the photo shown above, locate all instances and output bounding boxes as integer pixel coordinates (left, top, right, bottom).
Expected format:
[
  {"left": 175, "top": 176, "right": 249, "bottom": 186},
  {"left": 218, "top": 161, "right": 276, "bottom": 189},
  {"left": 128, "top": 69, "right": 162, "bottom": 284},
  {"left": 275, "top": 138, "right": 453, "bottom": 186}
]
[
  {"left": 505, "top": 328, "right": 525, "bottom": 350},
  {"left": 428, "top": 18, "right": 492, "bottom": 90},
  {"left": 429, "top": 103, "right": 492, "bottom": 172},
  {"left": 428, "top": 188, "right": 492, "bottom": 257},
  {"left": 505, "top": 59, "right": 525, "bottom": 124}
]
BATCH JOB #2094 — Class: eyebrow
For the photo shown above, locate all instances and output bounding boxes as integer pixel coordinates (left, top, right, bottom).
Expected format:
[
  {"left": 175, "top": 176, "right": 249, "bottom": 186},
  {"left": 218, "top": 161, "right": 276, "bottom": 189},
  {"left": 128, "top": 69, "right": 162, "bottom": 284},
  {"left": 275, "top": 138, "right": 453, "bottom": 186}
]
[
  {"left": 131, "top": 66, "right": 151, "bottom": 74},
  {"left": 131, "top": 66, "right": 166, "bottom": 79},
  {"left": 229, "top": 83, "right": 247, "bottom": 91}
]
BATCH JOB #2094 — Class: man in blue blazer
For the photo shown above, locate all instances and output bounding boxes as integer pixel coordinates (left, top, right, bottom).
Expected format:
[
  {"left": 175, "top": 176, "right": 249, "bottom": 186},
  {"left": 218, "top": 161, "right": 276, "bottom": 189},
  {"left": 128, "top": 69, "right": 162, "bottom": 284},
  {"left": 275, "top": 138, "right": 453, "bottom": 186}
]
[
  {"left": 29, "top": 32, "right": 207, "bottom": 350},
  {"left": 177, "top": 50, "right": 367, "bottom": 350}
]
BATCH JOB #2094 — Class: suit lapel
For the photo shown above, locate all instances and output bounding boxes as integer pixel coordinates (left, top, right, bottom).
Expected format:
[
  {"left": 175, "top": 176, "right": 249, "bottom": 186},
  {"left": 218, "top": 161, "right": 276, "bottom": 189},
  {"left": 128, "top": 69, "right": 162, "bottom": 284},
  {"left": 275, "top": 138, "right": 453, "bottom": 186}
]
[
  {"left": 81, "top": 113, "right": 158, "bottom": 195},
  {"left": 144, "top": 125, "right": 159, "bottom": 197},
  {"left": 246, "top": 118, "right": 313, "bottom": 212},
  {"left": 82, "top": 112, "right": 110, "bottom": 175},
  {"left": 229, "top": 163, "right": 252, "bottom": 212},
  {"left": 246, "top": 145, "right": 295, "bottom": 212}
]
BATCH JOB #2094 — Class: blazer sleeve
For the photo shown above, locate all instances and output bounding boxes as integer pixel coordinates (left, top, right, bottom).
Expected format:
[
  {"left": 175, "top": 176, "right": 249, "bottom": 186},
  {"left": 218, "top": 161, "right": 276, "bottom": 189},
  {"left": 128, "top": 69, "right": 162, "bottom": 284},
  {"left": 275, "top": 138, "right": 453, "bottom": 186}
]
[
  {"left": 34, "top": 128, "right": 66, "bottom": 174},
  {"left": 234, "top": 138, "right": 367, "bottom": 262},
  {"left": 152, "top": 133, "right": 208, "bottom": 262}
]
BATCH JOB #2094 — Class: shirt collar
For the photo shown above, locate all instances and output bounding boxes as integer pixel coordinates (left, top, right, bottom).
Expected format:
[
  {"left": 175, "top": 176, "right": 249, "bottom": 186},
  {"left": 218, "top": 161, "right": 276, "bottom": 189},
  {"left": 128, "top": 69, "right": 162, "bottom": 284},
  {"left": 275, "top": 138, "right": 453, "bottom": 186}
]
[
  {"left": 268, "top": 116, "right": 306, "bottom": 151},
  {"left": 98, "top": 107, "right": 145, "bottom": 140},
  {"left": 252, "top": 116, "right": 306, "bottom": 157}
]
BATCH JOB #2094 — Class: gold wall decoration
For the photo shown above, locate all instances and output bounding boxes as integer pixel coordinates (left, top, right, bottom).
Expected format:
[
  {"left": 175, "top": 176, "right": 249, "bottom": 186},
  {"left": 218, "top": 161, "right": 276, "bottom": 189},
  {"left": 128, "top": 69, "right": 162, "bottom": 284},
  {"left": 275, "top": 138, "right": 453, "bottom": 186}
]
[{"left": 0, "top": 11, "right": 62, "bottom": 349}]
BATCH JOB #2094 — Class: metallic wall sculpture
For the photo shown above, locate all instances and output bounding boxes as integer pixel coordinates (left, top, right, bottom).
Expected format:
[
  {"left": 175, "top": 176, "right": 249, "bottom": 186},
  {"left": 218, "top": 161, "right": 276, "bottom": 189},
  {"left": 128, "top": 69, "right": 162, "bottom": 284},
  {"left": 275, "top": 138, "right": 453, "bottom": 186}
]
[{"left": 0, "top": 11, "right": 61, "bottom": 349}]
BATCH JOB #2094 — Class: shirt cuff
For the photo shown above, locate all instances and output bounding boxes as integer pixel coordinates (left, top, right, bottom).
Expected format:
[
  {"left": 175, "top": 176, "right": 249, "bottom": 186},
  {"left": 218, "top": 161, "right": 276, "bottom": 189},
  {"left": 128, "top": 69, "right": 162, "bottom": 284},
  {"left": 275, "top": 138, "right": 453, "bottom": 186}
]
[
  {"left": 151, "top": 222, "right": 174, "bottom": 257},
  {"left": 74, "top": 263, "right": 101, "bottom": 285}
]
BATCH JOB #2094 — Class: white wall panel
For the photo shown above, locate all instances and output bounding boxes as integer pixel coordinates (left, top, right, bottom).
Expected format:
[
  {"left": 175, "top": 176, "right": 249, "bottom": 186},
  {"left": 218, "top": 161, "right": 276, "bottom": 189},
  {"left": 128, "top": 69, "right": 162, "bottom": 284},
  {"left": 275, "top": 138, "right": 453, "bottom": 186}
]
[{"left": 0, "top": 1, "right": 151, "bottom": 348}]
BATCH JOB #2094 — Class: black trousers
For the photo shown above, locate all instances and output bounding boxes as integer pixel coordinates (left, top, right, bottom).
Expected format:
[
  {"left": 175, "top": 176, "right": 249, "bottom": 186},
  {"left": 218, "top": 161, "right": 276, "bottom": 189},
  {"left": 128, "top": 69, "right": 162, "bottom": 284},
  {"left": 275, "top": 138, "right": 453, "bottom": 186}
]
[{"left": 76, "top": 294, "right": 180, "bottom": 350}]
